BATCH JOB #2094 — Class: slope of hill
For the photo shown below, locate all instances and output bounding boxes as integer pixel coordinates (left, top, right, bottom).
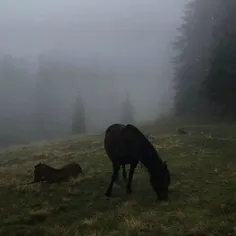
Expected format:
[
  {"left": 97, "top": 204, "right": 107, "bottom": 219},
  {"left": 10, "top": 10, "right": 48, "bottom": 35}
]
[{"left": 0, "top": 120, "right": 236, "bottom": 236}]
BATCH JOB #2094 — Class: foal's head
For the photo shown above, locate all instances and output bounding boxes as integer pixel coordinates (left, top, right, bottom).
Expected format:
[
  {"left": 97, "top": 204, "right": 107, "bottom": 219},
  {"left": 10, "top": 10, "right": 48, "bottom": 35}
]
[{"left": 33, "top": 163, "right": 54, "bottom": 182}]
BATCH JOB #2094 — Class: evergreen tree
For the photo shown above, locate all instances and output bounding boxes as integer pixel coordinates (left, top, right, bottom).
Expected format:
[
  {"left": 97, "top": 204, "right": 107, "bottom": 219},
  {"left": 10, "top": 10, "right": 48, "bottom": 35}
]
[
  {"left": 33, "top": 54, "right": 61, "bottom": 139},
  {"left": 121, "top": 92, "right": 135, "bottom": 124},
  {"left": 0, "top": 55, "right": 33, "bottom": 146},
  {"left": 33, "top": 51, "right": 81, "bottom": 139},
  {"left": 172, "top": 0, "right": 219, "bottom": 115},
  {"left": 203, "top": 0, "right": 236, "bottom": 117},
  {"left": 72, "top": 93, "right": 86, "bottom": 134}
]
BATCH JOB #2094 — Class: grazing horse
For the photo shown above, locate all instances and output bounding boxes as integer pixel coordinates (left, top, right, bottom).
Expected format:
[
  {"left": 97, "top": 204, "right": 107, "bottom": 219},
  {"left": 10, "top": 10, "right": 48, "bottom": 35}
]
[
  {"left": 33, "top": 162, "right": 82, "bottom": 184},
  {"left": 104, "top": 123, "right": 170, "bottom": 201}
]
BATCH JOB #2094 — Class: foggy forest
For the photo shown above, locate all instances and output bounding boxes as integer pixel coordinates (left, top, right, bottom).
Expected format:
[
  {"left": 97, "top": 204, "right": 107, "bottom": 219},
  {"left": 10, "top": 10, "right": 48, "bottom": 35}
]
[
  {"left": 0, "top": 0, "right": 235, "bottom": 147},
  {"left": 1, "top": 1, "right": 236, "bottom": 235}
]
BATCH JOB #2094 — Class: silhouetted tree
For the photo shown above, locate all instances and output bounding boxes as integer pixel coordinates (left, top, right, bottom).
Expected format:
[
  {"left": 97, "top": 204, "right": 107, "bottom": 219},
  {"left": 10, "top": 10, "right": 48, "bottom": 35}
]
[
  {"left": 203, "top": 0, "right": 236, "bottom": 117},
  {"left": 172, "top": 0, "right": 219, "bottom": 115},
  {"left": 0, "top": 55, "right": 33, "bottom": 146},
  {"left": 121, "top": 92, "right": 135, "bottom": 124},
  {"left": 33, "top": 51, "right": 81, "bottom": 139},
  {"left": 72, "top": 93, "right": 86, "bottom": 134}
]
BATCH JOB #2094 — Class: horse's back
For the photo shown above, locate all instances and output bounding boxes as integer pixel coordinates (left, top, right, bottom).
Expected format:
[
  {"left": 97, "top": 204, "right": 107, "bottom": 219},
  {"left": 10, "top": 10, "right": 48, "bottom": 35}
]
[
  {"left": 109, "top": 123, "right": 147, "bottom": 148},
  {"left": 105, "top": 124, "right": 124, "bottom": 137},
  {"left": 104, "top": 123, "right": 147, "bottom": 163},
  {"left": 61, "top": 162, "right": 82, "bottom": 178},
  {"left": 104, "top": 123, "right": 124, "bottom": 152}
]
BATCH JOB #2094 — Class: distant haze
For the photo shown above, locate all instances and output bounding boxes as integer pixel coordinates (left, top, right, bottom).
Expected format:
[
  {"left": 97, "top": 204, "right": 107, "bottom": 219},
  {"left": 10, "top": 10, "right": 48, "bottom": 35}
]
[{"left": 0, "top": 0, "right": 186, "bottom": 145}]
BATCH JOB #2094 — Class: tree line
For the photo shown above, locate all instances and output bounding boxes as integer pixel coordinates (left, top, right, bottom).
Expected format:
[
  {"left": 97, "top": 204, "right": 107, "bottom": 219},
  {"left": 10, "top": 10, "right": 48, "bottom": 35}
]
[
  {"left": 4, "top": 0, "right": 235, "bottom": 146},
  {"left": 172, "top": 0, "right": 236, "bottom": 118},
  {"left": 0, "top": 53, "right": 135, "bottom": 147}
]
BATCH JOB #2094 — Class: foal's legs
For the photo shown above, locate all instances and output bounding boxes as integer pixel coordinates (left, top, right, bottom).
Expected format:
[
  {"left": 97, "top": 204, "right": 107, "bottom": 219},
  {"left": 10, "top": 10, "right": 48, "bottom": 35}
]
[
  {"left": 126, "top": 162, "right": 138, "bottom": 194},
  {"left": 105, "top": 164, "right": 120, "bottom": 197}
]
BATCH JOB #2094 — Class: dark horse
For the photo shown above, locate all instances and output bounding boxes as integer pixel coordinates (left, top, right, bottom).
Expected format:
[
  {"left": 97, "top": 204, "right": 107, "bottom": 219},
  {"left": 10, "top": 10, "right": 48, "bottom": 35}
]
[
  {"left": 104, "top": 123, "right": 171, "bottom": 201},
  {"left": 32, "top": 162, "right": 82, "bottom": 184}
]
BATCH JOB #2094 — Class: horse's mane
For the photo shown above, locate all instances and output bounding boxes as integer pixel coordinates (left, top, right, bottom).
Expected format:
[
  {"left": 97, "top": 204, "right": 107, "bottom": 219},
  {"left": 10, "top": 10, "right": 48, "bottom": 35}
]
[{"left": 124, "top": 124, "right": 159, "bottom": 154}]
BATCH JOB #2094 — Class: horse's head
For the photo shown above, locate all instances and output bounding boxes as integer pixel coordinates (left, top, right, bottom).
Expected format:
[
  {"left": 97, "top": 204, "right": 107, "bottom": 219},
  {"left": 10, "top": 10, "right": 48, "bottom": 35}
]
[{"left": 149, "top": 161, "right": 170, "bottom": 201}]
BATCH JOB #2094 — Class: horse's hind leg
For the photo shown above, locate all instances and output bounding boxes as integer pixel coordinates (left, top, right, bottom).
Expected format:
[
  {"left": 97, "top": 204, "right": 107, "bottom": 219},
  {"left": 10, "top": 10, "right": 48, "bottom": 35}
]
[
  {"left": 114, "top": 167, "right": 121, "bottom": 184},
  {"left": 122, "top": 164, "right": 127, "bottom": 182},
  {"left": 126, "top": 162, "right": 138, "bottom": 195},
  {"left": 105, "top": 164, "right": 120, "bottom": 197}
]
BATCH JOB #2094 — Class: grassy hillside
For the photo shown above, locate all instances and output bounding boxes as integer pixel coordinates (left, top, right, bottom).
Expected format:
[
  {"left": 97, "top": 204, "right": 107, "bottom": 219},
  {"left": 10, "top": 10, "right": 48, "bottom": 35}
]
[{"left": 0, "top": 120, "right": 236, "bottom": 236}]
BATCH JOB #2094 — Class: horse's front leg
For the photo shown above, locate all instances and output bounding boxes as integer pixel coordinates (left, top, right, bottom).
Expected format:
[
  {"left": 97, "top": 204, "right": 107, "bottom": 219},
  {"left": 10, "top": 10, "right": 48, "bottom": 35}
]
[
  {"left": 126, "top": 162, "right": 138, "bottom": 195},
  {"left": 122, "top": 164, "right": 127, "bottom": 182},
  {"left": 105, "top": 164, "right": 120, "bottom": 197}
]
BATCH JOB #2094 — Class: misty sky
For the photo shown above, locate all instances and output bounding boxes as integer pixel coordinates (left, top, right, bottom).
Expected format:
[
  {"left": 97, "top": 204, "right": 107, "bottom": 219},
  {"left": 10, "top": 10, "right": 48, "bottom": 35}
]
[
  {"left": 0, "top": 0, "right": 187, "bottom": 127},
  {"left": 0, "top": 0, "right": 186, "bottom": 58}
]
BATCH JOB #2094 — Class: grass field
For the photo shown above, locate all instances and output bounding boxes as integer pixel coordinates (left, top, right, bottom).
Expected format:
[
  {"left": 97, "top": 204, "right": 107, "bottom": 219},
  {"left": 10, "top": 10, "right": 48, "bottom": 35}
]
[{"left": 0, "top": 119, "right": 236, "bottom": 236}]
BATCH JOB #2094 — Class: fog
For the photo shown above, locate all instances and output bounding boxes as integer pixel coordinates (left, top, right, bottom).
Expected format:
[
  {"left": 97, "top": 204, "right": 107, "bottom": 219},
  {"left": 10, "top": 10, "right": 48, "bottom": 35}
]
[{"left": 0, "top": 0, "right": 186, "bottom": 146}]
